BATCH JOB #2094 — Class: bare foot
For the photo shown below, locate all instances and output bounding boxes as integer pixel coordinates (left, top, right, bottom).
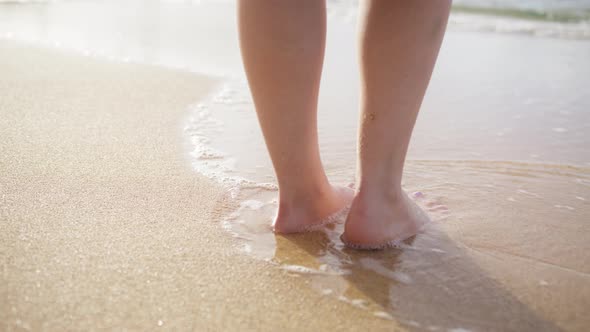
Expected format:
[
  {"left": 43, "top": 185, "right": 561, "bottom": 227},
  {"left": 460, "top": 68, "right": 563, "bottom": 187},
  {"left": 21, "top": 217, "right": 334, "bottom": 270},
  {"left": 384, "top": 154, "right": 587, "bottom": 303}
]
[
  {"left": 273, "top": 185, "right": 354, "bottom": 234},
  {"left": 341, "top": 189, "right": 431, "bottom": 249}
]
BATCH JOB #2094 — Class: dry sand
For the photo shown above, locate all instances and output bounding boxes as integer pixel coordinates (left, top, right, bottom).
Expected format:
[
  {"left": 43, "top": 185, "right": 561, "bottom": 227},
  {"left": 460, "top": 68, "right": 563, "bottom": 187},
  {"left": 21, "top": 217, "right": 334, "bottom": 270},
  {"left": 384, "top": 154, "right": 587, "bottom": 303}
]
[{"left": 0, "top": 41, "right": 403, "bottom": 331}]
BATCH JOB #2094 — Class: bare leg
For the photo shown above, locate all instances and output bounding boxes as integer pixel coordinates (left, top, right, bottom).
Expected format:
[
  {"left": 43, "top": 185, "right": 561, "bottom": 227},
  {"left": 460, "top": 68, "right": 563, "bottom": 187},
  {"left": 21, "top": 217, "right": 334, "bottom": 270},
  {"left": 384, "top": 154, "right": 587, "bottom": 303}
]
[
  {"left": 238, "top": 0, "right": 353, "bottom": 234},
  {"left": 342, "top": 0, "right": 451, "bottom": 248}
]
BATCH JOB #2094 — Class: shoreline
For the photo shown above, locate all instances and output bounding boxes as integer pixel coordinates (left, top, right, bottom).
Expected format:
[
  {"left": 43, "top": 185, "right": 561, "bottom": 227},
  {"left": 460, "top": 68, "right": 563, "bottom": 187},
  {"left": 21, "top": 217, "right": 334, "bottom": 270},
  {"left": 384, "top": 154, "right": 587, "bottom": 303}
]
[
  {"left": 0, "top": 40, "right": 405, "bottom": 331},
  {"left": 2, "top": 39, "right": 589, "bottom": 331}
]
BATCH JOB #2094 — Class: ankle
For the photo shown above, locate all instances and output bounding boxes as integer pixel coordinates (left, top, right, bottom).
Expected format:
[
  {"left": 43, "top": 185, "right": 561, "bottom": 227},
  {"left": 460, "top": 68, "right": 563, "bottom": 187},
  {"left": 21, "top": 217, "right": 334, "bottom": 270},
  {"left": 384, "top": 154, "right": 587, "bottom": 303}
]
[
  {"left": 278, "top": 180, "right": 333, "bottom": 206},
  {"left": 356, "top": 182, "right": 404, "bottom": 204}
]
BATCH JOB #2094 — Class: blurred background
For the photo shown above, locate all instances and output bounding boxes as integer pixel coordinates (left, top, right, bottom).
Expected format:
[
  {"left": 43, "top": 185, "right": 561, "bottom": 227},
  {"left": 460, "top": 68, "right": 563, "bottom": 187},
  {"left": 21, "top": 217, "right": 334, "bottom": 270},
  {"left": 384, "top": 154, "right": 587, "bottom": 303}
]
[
  {"left": 2, "top": 0, "right": 588, "bottom": 181},
  {"left": 1, "top": 0, "right": 589, "bottom": 175}
]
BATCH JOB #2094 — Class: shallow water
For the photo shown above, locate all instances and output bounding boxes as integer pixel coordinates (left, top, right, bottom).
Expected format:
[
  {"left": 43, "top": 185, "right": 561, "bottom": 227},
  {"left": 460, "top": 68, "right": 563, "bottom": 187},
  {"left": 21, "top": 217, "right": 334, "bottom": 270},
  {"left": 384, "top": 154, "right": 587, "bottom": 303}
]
[
  {"left": 212, "top": 157, "right": 589, "bottom": 330},
  {"left": 184, "top": 6, "right": 590, "bottom": 329},
  {"left": 2, "top": 0, "right": 589, "bottom": 330}
]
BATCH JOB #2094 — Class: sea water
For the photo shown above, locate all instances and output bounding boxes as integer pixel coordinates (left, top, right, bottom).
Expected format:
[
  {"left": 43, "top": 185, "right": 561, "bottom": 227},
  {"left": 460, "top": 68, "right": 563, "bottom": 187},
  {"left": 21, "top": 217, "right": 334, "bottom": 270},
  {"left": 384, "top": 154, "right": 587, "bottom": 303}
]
[{"left": 1, "top": 1, "right": 589, "bottom": 330}]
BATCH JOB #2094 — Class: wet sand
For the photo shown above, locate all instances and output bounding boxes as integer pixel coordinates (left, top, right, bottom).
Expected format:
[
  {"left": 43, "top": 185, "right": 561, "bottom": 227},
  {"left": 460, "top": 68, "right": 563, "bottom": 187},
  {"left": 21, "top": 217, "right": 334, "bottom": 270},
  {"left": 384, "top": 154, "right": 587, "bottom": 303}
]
[
  {"left": 0, "top": 41, "right": 404, "bottom": 331},
  {"left": 1, "top": 40, "right": 589, "bottom": 332},
  {"left": 224, "top": 160, "right": 590, "bottom": 331}
]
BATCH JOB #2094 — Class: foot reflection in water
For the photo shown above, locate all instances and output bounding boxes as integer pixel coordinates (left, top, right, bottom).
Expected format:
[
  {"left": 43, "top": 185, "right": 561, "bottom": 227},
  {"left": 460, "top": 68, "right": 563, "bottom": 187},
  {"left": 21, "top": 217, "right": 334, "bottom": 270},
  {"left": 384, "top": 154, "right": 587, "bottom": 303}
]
[
  {"left": 224, "top": 189, "right": 558, "bottom": 331},
  {"left": 275, "top": 223, "right": 557, "bottom": 331}
]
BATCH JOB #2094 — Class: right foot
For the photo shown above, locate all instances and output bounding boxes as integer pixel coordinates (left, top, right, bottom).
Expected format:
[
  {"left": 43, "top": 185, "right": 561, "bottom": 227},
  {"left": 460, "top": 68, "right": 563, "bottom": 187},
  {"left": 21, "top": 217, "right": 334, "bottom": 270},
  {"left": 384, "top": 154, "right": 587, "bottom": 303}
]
[
  {"left": 273, "top": 185, "right": 354, "bottom": 234},
  {"left": 342, "top": 188, "right": 431, "bottom": 249}
]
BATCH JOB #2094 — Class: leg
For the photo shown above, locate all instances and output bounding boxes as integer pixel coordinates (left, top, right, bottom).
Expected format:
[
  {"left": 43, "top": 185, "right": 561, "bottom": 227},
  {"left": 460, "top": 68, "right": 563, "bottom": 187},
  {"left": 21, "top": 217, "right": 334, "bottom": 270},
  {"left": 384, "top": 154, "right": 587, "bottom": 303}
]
[
  {"left": 342, "top": 0, "right": 451, "bottom": 248},
  {"left": 237, "top": 0, "right": 353, "bottom": 233}
]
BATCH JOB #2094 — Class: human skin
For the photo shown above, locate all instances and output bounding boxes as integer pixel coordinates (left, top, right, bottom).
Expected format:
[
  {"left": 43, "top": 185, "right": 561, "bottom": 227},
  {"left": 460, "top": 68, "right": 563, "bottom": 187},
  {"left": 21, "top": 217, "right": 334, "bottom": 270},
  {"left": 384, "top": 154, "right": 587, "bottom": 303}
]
[
  {"left": 343, "top": 0, "right": 452, "bottom": 249},
  {"left": 237, "top": 0, "right": 353, "bottom": 234},
  {"left": 237, "top": 0, "right": 451, "bottom": 247}
]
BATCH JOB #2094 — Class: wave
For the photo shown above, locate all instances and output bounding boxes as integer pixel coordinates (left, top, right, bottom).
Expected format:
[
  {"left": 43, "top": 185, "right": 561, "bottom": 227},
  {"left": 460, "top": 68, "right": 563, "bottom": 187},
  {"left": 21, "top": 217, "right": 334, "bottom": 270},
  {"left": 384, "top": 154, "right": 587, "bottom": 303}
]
[{"left": 452, "top": 4, "right": 590, "bottom": 23}]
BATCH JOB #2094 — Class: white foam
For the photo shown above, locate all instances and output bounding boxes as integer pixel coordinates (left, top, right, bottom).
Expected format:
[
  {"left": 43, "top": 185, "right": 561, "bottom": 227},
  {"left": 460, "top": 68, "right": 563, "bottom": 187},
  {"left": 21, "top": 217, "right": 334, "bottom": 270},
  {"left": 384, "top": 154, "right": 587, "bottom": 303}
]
[
  {"left": 449, "top": 13, "right": 590, "bottom": 40},
  {"left": 280, "top": 265, "right": 341, "bottom": 276},
  {"left": 554, "top": 204, "right": 575, "bottom": 211},
  {"left": 373, "top": 311, "right": 394, "bottom": 320},
  {"left": 302, "top": 205, "right": 351, "bottom": 232},
  {"left": 184, "top": 92, "right": 276, "bottom": 193},
  {"left": 183, "top": 81, "right": 280, "bottom": 197},
  {"left": 359, "top": 258, "right": 413, "bottom": 284},
  {"left": 517, "top": 189, "right": 542, "bottom": 198},
  {"left": 240, "top": 200, "right": 265, "bottom": 210},
  {"left": 321, "top": 288, "right": 334, "bottom": 295},
  {"left": 406, "top": 320, "right": 421, "bottom": 327}
]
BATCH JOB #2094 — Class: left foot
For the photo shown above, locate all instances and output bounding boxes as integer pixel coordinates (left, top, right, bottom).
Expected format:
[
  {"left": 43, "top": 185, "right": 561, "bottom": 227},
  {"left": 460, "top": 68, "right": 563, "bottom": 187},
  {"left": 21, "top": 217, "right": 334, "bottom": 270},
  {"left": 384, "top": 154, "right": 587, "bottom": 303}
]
[{"left": 273, "top": 185, "right": 354, "bottom": 234}]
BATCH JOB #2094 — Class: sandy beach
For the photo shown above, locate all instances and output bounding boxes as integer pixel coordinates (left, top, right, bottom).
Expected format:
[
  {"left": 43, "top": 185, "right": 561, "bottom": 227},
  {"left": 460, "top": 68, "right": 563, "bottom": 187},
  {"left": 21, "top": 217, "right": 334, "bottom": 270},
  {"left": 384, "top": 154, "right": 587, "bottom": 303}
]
[
  {"left": 0, "top": 41, "right": 406, "bottom": 331},
  {"left": 1, "top": 1, "right": 589, "bottom": 331},
  {"left": 2, "top": 39, "right": 589, "bottom": 331}
]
